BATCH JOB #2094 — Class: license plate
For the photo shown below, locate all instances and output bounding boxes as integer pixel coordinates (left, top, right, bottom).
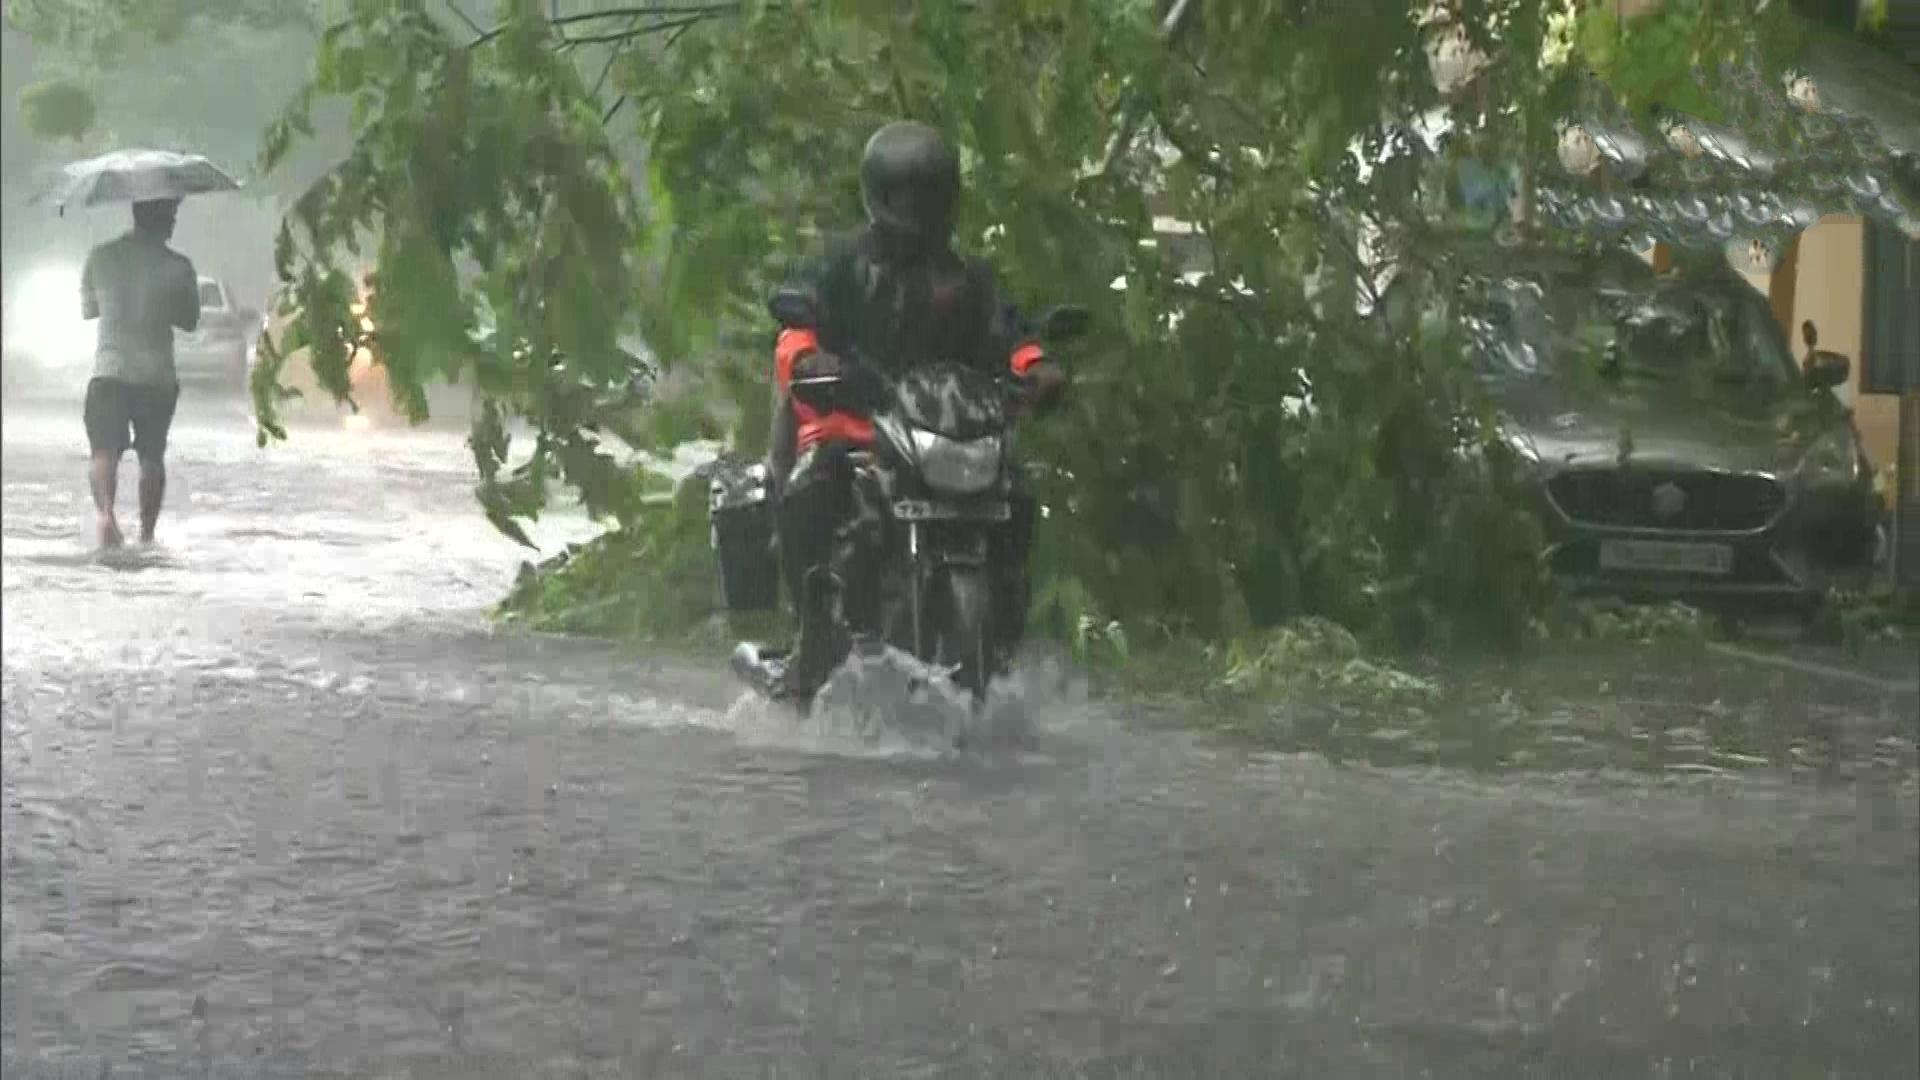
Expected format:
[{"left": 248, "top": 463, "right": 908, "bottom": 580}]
[
  {"left": 1598, "top": 539, "right": 1734, "bottom": 576},
  {"left": 893, "top": 499, "right": 1011, "bottom": 522}
]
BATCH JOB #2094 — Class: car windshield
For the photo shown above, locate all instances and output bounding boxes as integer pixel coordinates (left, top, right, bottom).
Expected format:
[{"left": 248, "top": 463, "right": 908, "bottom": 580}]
[
  {"left": 198, "top": 281, "right": 225, "bottom": 309},
  {"left": 1469, "top": 276, "right": 1798, "bottom": 392}
]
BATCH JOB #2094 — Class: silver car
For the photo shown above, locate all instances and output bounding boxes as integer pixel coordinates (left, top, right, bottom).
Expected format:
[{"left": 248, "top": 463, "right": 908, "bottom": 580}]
[
  {"left": 1470, "top": 270, "right": 1881, "bottom": 613},
  {"left": 173, "top": 276, "right": 256, "bottom": 392}
]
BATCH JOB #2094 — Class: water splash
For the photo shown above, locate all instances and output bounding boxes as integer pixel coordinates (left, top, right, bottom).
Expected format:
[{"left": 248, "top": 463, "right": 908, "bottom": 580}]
[{"left": 721, "top": 645, "right": 1091, "bottom": 760}]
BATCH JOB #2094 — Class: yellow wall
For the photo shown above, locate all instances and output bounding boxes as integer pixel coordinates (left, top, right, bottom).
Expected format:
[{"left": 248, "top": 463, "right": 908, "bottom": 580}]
[{"left": 1724, "top": 217, "right": 1900, "bottom": 471}]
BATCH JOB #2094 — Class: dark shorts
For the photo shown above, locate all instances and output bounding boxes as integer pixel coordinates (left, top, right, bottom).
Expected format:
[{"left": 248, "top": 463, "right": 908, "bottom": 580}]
[{"left": 84, "top": 377, "right": 180, "bottom": 461}]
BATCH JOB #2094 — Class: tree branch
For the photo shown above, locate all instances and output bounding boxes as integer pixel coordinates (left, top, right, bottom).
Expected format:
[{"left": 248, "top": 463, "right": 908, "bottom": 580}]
[
  {"left": 443, "top": 1, "right": 485, "bottom": 38},
  {"left": 468, "top": 4, "right": 742, "bottom": 48},
  {"left": 890, "top": 63, "right": 915, "bottom": 117},
  {"left": 560, "top": 16, "right": 709, "bottom": 47},
  {"left": 664, "top": 17, "right": 703, "bottom": 48},
  {"left": 549, "top": 3, "right": 742, "bottom": 28},
  {"left": 590, "top": 13, "right": 650, "bottom": 96}
]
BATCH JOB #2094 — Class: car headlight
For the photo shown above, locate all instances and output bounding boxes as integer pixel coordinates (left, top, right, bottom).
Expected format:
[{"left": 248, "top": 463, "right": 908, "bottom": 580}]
[
  {"left": 5, "top": 264, "right": 91, "bottom": 364},
  {"left": 908, "top": 427, "right": 1003, "bottom": 495},
  {"left": 1796, "top": 427, "right": 1862, "bottom": 486}
]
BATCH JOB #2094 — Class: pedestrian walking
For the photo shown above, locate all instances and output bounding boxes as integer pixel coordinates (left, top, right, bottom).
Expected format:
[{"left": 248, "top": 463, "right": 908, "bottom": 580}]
[{"left": 80, "top": 197, "right": 199, "bottom": 547}]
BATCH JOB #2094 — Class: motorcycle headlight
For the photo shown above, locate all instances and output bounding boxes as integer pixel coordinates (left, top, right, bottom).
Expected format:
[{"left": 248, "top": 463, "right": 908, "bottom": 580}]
[
  {"left": 909, "top": 427, "right": 1003, "bottom": 495},
  {"left": 1796, "top": 427, "right": 1861, "bottom": 486}
]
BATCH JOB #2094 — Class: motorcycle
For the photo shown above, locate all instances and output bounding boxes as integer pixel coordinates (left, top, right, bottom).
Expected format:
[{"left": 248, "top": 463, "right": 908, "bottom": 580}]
[{"left": 711, "top": 287, "right": 1088, "bottom": 712}]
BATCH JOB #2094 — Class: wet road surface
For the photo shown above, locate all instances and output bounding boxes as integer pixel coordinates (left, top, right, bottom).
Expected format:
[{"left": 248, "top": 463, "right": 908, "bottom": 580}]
[{"left": 4, "top": 399, "right": 1917, "bottom": 1079}]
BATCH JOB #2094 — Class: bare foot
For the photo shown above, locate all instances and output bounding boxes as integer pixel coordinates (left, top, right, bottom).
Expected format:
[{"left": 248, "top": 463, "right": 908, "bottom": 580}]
[{"left": 97, "top": 516, "right": 124, "bottom": 549}]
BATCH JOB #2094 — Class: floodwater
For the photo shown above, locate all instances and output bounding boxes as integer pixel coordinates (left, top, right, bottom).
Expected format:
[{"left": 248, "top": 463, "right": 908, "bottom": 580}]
[{"left": 3, "top": 397, "right": 1916, "bottom": 1079}]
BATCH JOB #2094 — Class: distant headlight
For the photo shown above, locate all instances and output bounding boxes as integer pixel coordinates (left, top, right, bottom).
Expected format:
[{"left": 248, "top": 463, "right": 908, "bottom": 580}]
[
  {"left": 5, "top": 264, "right": 92, "bottom": 365},
  {"left": 1796, "top": 427, "right": 1862, "bottom": 486}
]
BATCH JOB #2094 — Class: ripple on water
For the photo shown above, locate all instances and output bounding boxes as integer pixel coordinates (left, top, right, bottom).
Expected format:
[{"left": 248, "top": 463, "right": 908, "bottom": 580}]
[{"left": 88, "top": 957, "right": 183, "bottom": 995}]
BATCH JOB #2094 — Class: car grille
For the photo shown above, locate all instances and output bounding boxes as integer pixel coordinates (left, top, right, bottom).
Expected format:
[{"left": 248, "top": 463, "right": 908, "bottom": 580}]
[{"left": 1546, "top": 469, "right": 1787, "bottom": 532}]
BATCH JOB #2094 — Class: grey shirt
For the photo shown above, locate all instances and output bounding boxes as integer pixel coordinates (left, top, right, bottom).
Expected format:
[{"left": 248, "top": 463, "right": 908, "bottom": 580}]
[{"left": 81, "top": 230, "right": 199, "bottom": 386}]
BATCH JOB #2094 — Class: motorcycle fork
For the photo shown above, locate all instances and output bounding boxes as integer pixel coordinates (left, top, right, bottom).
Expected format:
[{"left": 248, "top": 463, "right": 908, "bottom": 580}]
[
  {"left": 905, "top": 521, "right": 992, "bottom": 679},
  {"left": 907, "top": 522, "right": 927, "bottom": 659}
]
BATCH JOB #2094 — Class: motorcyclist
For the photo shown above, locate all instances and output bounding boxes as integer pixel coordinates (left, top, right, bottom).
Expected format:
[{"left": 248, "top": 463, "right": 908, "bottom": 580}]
[{"left": 766, "top": 120, "right": 1069, "bottom": 701}]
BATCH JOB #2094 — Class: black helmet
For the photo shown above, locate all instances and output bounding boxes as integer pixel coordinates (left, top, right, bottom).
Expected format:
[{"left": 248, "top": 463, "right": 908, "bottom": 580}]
[{"left": 859, "top": 121, "right": 961, "bottom": 252}]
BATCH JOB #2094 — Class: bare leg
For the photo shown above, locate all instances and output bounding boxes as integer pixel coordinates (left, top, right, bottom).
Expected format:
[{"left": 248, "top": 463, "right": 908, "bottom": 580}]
[
  {"left": 136, "top": 457, "right": 166, "bottom": 543},
  {"left": 89, "top": 450, "right": 124, "bottom": 548}
]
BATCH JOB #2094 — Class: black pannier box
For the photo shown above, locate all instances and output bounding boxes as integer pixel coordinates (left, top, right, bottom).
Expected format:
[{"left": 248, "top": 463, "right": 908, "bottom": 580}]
[{"left": 708, "top": 458, "right": 779, "bottom": 612}]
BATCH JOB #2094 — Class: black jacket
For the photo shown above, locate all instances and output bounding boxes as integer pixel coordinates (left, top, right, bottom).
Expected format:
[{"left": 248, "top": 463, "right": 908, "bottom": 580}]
[
  {"left": 795, "top": 226, "right": 1030, "bottom": 379},
  {"left": 768, "top": 227, "right": 1035, "bottom": 488}
]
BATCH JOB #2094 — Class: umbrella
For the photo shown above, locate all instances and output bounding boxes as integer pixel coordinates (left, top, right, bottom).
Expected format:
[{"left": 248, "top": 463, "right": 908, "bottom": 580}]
[{"left": 49, "top": 148, "right": 241, "bottom": 215}]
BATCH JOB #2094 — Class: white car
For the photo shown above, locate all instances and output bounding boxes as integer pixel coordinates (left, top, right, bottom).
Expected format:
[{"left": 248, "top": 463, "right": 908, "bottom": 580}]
[{"left": 174, "top": 276, "right": 257, "bottom": 392}]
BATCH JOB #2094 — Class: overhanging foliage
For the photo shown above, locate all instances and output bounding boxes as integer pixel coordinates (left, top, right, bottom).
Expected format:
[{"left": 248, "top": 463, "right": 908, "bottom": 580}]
[
  {"left": 251, "top": 0, "right": 1589, "bottom": 646},
  {"left": 23, "top": 0, "right": 1894, "bottom": 649}
]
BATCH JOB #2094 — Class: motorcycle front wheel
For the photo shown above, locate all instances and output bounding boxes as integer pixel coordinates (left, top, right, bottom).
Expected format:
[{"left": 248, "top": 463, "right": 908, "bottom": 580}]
[{"left": 927, "top": 564, "right": 995, "bottom": 702}]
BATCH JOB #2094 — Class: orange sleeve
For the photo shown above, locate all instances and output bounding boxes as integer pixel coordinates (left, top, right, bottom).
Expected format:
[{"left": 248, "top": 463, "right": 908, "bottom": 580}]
[
  {"left": 774, "top": 327, "right": 820, "bottom": 390},
  {"left": 1009, "top": 342, "right": 1044, "bottom": 376}
]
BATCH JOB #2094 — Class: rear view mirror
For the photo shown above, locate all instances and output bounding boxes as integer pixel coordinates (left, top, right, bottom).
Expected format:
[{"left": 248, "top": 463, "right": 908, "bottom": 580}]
[
  {"left": 768, "top": 288, "right": 820, "bottom": 330},
  {"left": 787, "top": 375, "right": 843, "bottom": 413},
  {"left": 1038, "top": 305, "right": 1090, "bottom": 343},
  {"left": 1804, "top": 350, "right": 1851, "bottom": 391}
]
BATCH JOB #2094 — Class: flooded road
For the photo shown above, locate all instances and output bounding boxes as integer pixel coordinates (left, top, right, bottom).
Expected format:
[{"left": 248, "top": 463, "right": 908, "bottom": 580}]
[{"left": 4, "top": 399, "right": 1916, "bottom": 1079}]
